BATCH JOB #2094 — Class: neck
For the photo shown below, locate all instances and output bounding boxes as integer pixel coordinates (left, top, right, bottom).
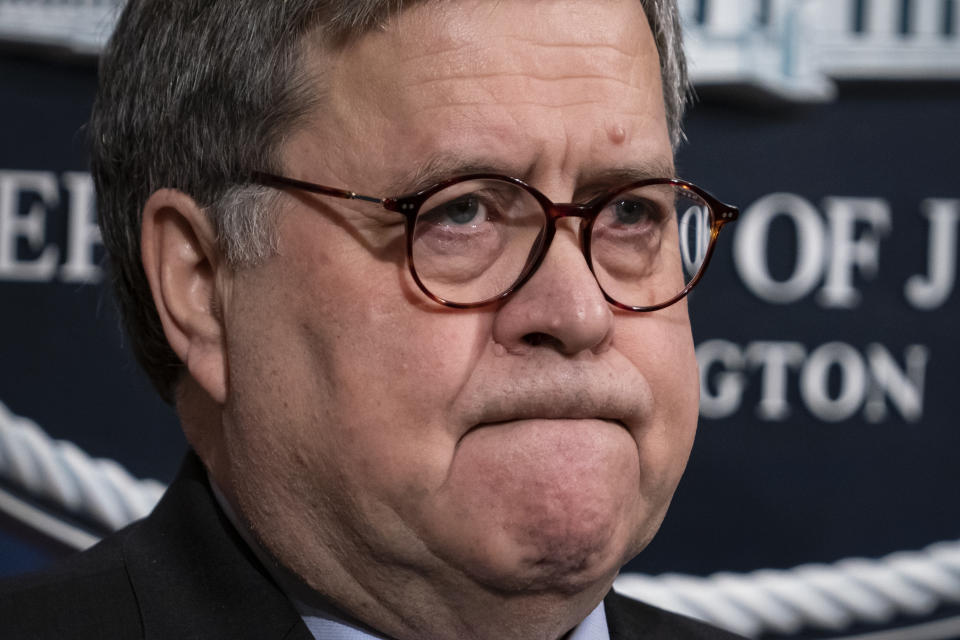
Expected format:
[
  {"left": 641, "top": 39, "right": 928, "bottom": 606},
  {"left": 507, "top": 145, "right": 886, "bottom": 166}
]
[{"left": 209, "top": 477, "right": 612, "bottom": 640}]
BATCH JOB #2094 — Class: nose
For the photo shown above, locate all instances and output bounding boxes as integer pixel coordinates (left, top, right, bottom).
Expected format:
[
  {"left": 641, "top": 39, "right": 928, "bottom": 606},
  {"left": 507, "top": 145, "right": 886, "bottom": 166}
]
[{"left": 491, "top": 228, "right": 614, "bottom": 355}]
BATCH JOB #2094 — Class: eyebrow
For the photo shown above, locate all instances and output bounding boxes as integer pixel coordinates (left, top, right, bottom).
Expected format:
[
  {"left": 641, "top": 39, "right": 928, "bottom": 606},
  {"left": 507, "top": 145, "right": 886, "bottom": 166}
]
[
  {"left": 384, "top": 153, "right": 677, "bottom": 199},
  {"left": 384, "top": 155, "right": 518, "bottom": 196},
  {"left": 579, "top": 163, "right": 676, "bottom": 188}
]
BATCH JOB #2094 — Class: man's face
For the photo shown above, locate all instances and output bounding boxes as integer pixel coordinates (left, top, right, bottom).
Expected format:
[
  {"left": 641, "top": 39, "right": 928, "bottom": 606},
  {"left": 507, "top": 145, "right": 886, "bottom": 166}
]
[{"left": 218, "top": 0, "right": 697, "bottom": 619}]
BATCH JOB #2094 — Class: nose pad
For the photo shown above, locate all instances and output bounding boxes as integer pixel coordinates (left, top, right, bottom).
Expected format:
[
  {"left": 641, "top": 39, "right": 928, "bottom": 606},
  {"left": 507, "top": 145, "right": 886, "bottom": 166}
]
[{"left": 491, "top": 229, "right": 614, "bottom": 356}]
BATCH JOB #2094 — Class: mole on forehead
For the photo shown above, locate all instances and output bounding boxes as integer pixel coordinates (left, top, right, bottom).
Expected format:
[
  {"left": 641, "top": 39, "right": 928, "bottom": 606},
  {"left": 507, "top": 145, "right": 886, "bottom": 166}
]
[{"left": 606, "top": 123, "right": 628, "bottom": 145}]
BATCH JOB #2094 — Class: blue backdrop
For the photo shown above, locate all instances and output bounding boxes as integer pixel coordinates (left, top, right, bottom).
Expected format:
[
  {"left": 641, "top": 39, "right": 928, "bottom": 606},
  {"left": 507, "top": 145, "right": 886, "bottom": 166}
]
[{"left": 1, "top": 48, "right": 958, "bottom": 638}]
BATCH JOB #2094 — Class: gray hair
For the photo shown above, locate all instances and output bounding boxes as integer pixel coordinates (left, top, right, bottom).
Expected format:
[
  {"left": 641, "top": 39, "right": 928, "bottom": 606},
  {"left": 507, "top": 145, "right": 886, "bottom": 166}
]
[{"left": 90, "top": 0, "right": 689, "bottom": 404}]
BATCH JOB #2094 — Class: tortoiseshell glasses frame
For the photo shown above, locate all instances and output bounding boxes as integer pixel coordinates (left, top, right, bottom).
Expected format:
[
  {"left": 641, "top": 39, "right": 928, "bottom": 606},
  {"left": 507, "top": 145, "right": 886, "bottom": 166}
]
[{"left": 250, "top": 171, "right": 739, "bottom": 312}]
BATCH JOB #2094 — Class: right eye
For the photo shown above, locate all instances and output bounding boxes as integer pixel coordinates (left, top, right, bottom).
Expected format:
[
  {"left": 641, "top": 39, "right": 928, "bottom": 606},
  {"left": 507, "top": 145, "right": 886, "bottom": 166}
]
[
  {"left": 606, "top": 197, "right": 663, "bottom": 230},
  {"left": 427, "top": 194, "right": 486, "bottom": 225},
  {"left": 421, "top": 194, "right": 492, "bottom": 227}
]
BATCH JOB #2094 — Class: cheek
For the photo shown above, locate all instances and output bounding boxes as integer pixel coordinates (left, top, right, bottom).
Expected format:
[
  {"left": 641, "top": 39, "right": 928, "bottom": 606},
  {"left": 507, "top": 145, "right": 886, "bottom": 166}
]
[
  {"left": 313, "top": 301, "right": 495, "bottom": 491},
  {"left": 326, "top": 304, "right": 485, "bottom": 413},
  {"left": 275, "top": 213, "right": 488, "bottom": 442},
  {"left": 221, "top": 239, "right": 500, "bottom": 563},
  {"left": 618, "top": 310, "right": 699, "bottom": 481},
  {"left": 618, "top": 305, "right": 698, "bottom": 409}
]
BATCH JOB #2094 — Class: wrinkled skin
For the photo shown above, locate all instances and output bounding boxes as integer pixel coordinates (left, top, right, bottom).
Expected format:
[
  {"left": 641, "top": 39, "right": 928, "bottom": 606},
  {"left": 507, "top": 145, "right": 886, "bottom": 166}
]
[{"left": 163, "top": 1, "right": 699, "bottom": 638}]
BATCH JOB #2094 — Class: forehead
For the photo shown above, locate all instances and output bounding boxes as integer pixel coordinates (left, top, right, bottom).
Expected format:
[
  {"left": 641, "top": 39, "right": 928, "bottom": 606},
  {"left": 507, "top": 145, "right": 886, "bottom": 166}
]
[{"left": 295, "top": 0, "right": 670, "bottom": 189}]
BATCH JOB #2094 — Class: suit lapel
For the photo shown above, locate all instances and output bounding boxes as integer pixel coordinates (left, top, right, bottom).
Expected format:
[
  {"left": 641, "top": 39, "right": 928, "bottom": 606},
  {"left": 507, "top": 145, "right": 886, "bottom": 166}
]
[
  {"left": 605, "top": 589, "right": 744, "bottom": 639},
  {"left": 605, "top": 590, "right": 653, "bottom": 640},
  {"left": 120, "top": 453, "right": 313, "bottom": 639}
]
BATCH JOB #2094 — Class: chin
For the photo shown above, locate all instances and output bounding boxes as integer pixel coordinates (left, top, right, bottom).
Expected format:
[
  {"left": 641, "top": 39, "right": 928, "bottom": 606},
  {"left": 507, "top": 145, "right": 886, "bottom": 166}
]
[
  {"left": 431, "top": 427, "right": 664, "bottom": 596},
  {"left": 455, "top": 505, "right": 639, "bottom": 596},
  {"left": 470, "top": 548, "right": 624, "bottom": 598}
]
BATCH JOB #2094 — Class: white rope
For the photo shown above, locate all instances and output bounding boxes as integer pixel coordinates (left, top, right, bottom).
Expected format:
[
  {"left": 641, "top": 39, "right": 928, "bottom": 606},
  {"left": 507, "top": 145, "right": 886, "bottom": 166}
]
[
  {"left": 0, "top": 485, "right": 99, "bottom": 551},
  {"left": 2, "top": 399, "right": 959, "bottom": 639},
  {"left": 615, "top": 541, "right": 960, "bottom": 638},
  {"left": 0, "top": 400, "right": 165, "bottom": 533}
]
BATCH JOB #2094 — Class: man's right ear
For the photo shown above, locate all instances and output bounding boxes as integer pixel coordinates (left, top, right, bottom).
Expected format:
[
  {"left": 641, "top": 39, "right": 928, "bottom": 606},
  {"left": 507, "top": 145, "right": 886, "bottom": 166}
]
[{"left": 140, "top": 189, "right": 229, "bottom": 405}]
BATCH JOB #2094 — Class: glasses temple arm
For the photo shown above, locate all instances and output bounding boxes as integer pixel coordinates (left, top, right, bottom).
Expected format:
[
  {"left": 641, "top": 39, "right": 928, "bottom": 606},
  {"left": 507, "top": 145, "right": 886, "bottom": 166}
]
[{"left": 250, "top": 172, "right": 385, "bottom": 204}]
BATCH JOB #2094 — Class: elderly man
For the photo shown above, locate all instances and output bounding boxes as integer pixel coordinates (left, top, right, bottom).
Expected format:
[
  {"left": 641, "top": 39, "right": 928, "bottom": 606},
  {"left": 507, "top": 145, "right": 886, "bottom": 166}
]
[{"left": 1, "top": 0, "right": 742, "bottom": 638}]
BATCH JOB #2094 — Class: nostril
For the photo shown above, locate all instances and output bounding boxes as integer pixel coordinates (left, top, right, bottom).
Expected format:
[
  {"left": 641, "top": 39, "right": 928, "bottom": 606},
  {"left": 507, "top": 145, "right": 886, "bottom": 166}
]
[{"left": 523, "top": 332, "right": 559, "bottom": 348}]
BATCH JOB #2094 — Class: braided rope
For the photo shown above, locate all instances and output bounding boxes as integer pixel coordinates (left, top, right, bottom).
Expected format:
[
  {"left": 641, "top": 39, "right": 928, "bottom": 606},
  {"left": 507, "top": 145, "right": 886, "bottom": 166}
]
[
  {"left": 614, "top": 546, "right": 960, "bottom": 638},
  {"left": 0, "top": 0, "right": 120, "bottom": 54},
  {"left": 0, "top": 401, "right": 164, "bottom": 533},
  {"left": 2, "top": 399, "right": 960, "bottom": 638},
  {"left": 615, "top": 539, "right": 960, "bottom": 637}
]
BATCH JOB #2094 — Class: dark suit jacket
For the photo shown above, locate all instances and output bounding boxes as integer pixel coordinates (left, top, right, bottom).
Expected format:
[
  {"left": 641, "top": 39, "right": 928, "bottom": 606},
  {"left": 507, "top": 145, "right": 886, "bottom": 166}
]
[{"left": 0, "top": 453, "right": 743, "bottom": 639}]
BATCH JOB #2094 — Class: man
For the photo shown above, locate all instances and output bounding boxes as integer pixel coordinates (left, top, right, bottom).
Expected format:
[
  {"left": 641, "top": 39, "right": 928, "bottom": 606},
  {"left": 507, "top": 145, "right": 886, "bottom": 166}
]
[{"left": 1, "top": 0, "right": 742, "bottom": 638}]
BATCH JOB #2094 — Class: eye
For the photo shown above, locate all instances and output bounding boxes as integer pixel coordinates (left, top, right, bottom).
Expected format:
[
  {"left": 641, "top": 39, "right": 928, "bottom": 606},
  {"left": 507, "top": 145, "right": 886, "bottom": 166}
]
[
  {"left": 610, "top": 197, "right": 658, "bottom": 226},
  {"left": 426, "top": 194, "right": 488, "bottom": 226}
]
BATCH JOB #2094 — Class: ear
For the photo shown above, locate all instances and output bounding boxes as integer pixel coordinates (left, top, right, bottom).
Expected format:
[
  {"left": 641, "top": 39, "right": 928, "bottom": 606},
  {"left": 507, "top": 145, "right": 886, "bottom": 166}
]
[{"left": 141, "top": 189, "right": 229, "bottom": 405}]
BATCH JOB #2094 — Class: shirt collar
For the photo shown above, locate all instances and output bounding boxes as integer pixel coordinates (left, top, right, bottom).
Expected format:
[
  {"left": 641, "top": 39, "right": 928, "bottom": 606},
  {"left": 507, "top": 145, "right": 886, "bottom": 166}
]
[{"left": 294, "top": 600, "right": 609, "bottom": 640}]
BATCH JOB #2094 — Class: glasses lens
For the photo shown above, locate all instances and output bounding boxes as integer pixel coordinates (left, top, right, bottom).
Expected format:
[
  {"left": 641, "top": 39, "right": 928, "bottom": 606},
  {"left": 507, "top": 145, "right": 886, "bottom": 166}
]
[
  {"left": 411, "top": 179, "right": 546, "bottom": 305},
  {"left": 590, "top": 183, "right": 714, "bottom": 309}
]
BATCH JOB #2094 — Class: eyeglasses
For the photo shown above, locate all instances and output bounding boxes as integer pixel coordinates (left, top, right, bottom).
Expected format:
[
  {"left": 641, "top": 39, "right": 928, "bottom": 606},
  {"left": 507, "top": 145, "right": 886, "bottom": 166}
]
[{"left": 251, "top": 171, "right": 738, "bottom": 312}]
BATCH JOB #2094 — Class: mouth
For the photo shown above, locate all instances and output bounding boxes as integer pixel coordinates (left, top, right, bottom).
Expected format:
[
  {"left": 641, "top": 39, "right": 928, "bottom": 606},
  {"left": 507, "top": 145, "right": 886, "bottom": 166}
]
[
  {"left": 467, "top": 395, "right": 638, "bottom": 435},
  {"left": 473, "top": 417, "right": 629, "bottom": 431},
  {"left": 451, "top": 417, "right": 641, "bottom": 472},
  {"left": 454, "top": 360, "right": 654, "bottom": 442}
]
